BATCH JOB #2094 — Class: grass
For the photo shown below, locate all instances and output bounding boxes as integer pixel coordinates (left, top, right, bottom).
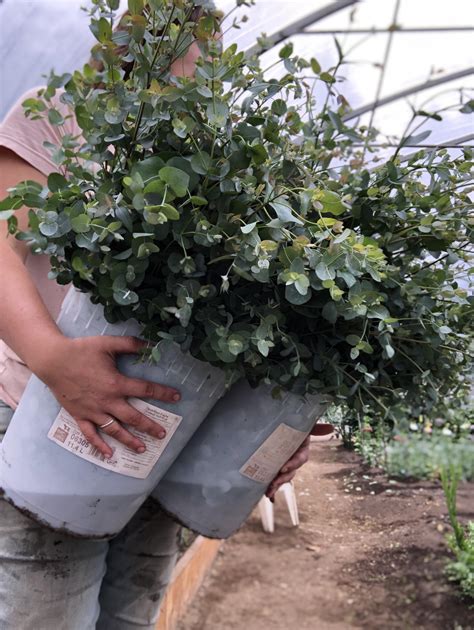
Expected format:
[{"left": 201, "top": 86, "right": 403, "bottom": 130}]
[{"left": 441, "top": 465, "right": 474, "bottom": 603}]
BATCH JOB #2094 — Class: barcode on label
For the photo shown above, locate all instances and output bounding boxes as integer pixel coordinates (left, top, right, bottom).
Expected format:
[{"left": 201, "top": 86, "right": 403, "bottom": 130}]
[{"left": 243, "top": 464, "right": 260, "bottom": 476}]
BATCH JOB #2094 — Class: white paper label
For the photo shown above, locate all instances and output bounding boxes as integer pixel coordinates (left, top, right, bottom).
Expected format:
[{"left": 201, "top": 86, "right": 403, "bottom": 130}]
[
  {"left": 47, "top": 398, "right": 182, "bottom": 479},
  {"left": 239, "top": 423, "right": 308, "bottom": 485}
]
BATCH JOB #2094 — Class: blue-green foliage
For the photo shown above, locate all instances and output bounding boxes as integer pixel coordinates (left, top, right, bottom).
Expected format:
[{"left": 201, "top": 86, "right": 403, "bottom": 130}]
[{"left": 0, "top": 0, "right": 472, "bottom": 421}]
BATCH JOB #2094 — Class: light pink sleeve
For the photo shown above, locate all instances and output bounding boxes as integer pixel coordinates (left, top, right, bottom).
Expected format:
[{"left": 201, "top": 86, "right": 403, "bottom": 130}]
[{"left": 0, "top": 86, "right": 79, "bottom": 177}]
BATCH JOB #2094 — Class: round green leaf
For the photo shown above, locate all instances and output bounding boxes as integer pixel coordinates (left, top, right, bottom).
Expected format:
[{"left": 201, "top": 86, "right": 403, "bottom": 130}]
[
  {"left": 47, "top": 173, "right": 68, "bottom": 192},
  {"left": 190, "top": 152, "right": 212, "bottom": 176},
  {"left": 159, "top": 167, "right": 190, "bottom": 197},
  {"left": 48, "top": 108, "right": 64, "bottom": 126},
  {"left": 279, "top": 42, "right": 293, "bottom": 59},
  {"left": 71, "top": 214, "right": 91, "bottom": 233}
]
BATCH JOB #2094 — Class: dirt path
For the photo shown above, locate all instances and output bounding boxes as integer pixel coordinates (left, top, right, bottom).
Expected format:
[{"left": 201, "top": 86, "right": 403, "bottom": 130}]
[{"left": 177, "top": 442, "right": 473, "bottom": 630}]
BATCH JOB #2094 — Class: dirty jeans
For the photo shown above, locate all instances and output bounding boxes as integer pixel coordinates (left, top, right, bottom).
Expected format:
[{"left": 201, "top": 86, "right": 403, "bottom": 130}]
[{"left": 0, "top": 401, "right": 180, "bottom": 629}]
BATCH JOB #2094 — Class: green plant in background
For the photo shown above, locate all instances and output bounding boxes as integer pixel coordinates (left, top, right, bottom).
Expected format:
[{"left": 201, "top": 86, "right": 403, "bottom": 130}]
[
  {"left": 352, "top": 420, "right": 388, "bottom": 469},
  {"left": 387, "top": 434, "right": 474, "bottom": 481},
  {"left": 354, "top": 431, "right": 474, "bottom": 481},
  {"left": 0, "top": 0, "right": 472, "bottom": 422},
  {"left": 441, "top": 465, "right": 474, "bottom": 602}
]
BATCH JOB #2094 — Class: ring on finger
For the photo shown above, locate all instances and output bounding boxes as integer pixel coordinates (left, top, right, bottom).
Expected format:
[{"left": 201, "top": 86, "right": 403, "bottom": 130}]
[{"left": 99, "top": 417, "right": 117, "bottom": 430}]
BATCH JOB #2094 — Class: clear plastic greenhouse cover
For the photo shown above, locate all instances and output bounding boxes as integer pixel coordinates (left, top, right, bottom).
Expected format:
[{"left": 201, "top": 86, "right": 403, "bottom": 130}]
[{"left": 1, "top": 0, "right": 473, "bottom": 146}]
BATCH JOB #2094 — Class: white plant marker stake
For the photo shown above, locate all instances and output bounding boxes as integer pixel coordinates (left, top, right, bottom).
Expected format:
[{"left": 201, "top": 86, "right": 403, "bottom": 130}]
[
  {"left": 257, "top": 481, "right": 299, "bottom": 533},
  {"left": 281, "top": 482, "right": 299, "bottom": 527},
  {"left": 258, "top": 495, "right": 275, "bottom": 533}
]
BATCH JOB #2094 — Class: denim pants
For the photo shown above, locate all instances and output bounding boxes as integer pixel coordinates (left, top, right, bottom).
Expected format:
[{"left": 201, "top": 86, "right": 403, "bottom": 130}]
[{"left": 0, "top": 401, "right": 180, "bottom": 629}]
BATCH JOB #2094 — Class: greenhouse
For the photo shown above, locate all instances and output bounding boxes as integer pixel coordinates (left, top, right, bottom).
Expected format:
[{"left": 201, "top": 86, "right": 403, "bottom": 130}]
[{"left": 0, "top": 1, "right": 472, "bottom": 629}]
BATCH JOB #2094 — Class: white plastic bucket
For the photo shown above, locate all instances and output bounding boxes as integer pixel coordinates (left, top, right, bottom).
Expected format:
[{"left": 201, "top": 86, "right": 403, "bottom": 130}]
[
  {"left": 0, "top": 288, "right": 227, "bottom": 538},
  {"left": 151, "top": 380, "right": 328, "bottom": 538}
]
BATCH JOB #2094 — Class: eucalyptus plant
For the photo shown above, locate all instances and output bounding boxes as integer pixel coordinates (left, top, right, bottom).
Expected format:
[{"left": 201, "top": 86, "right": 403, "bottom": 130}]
[{"left": 0, "top": 0, "right": 472, "bottom": 423}]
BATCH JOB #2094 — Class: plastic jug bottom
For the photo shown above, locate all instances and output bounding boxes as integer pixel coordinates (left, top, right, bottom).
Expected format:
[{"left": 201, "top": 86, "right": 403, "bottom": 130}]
[{"left": 1, "top": 487, "right": 121, "bottom": 539}]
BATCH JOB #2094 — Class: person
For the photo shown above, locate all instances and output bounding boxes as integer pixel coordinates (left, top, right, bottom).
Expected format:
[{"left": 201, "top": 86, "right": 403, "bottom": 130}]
[{"left": 0, "top": 7, "right": 317, "bottom": 629}]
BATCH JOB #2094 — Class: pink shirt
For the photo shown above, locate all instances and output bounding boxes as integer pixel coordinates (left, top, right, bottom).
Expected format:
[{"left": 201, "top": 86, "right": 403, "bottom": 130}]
[{"left": 0, "top": 87, "right": 80, "bottom": 408}]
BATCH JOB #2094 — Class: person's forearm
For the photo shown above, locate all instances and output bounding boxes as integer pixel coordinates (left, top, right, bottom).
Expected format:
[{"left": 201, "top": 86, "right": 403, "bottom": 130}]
[
  {"left": 0, "top": 148, "right": 66, "bottom": 374},
  {"left": 0, "top": 241, "right": 65, "bottom": 372}
]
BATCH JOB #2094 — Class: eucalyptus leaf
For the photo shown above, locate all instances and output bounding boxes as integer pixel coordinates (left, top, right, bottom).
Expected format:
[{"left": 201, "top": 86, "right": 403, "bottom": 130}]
[
  {"left": 0, "top": 197, "right": 23, "bottom": 218},
  {"left": 241, "top": 222, "right": 257, "bottom": 234},
  {"left": 114, "top": 288, "right": 139, "bottom": 305},
  {"left": 71, "top": 214, "right": 90, "bottom": 233},
  {"left": 285, "top": 283, "right": 311, "bottom": 305},
  {"left": 48, "top": 173, "right": 68, "bottom": 192},
  {"left": 279, "top": 42, "right": 293, "bottom": 59},
  {"left": 159, "top": 167, "right": 189, "bottom": 197},
  {"left": 190, "top": 152, "right": 212, "bottom": 176},
  {"left": 270, "top": 200, "right": 303, "bottom": 226},
  {"left": 132, "top": 157, "right": 166, "bottom": 186},
  {"left": 317, "top": 190, "right": 347, "bottom": 216},
  {"left": 47, "top": 109, "right": 64, "bottom": 126},
  {"left": 189, "top": 196, "right": 208, "bottom": 206}
]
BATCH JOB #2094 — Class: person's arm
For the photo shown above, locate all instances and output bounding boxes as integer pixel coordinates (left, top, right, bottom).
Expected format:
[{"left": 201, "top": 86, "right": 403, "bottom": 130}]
[{"left": 0, "top": 147, "right": 180, "bottom": 458}]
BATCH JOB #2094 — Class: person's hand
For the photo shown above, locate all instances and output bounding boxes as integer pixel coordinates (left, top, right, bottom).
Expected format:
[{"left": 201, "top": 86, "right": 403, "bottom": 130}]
[
  {"left": 265, "top": 435, "right": 311, "bottom": 501},
  {"left": 265, "top": 423, "right": 334, "bottom": 500},
  {"left": 31, "top": 334, "right": 180, "bottom": 458}
]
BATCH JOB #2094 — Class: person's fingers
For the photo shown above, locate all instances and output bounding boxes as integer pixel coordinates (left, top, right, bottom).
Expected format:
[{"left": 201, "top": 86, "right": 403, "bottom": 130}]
[
  {"left": 276, "top": 470, "right": 298, "bottom": 486},
  {"left": 93, "top": 336, "right": 181, "bottom": 403},
  {"left": 96, "top": 417, "right": 146, "bottom": 453},
  {"left": 101, "top": 335, "right": 149, "bottom": 356},
  {"left": 77, "top": 419, "right": 114, "bottom": 459},
  {"left": 266, "top": 470, "right": 297, "bottom": 499},
  {"left": 110, "top": 401, "right": 167, "bottom": 440},
  {"left": 279, "top": 440, "right": 310, "bottom": 474},
  {"left": 265, "top": 437, "right": 312, "bottom": 500},
  {"left": 266, "top": 485, "right": 277, "bottom": 500},
  {"left": 120, "top": 376, "right": 180, "bottom": 403}
]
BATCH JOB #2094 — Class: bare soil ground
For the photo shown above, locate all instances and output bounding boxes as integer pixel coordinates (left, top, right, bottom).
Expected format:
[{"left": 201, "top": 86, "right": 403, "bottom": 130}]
[{"left": 177, "top": 442, "right": 473, "bottom": 630}]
